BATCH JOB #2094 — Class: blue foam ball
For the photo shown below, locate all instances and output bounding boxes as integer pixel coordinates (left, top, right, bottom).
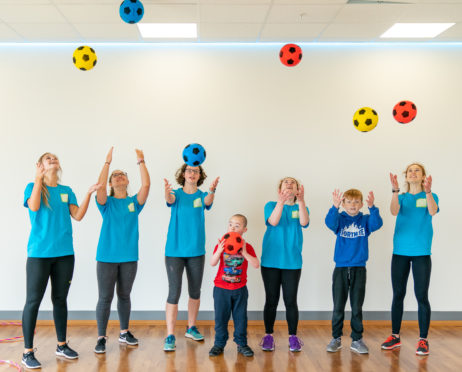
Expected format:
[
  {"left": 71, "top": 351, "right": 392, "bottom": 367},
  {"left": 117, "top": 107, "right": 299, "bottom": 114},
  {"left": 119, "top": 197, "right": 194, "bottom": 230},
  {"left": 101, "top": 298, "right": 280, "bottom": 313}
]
[
  {"left": 182, "top": 144, "right": 206, "bottom": 166},
  {"left": 119, "top": 0, "right": 144, "bottom": 24}
]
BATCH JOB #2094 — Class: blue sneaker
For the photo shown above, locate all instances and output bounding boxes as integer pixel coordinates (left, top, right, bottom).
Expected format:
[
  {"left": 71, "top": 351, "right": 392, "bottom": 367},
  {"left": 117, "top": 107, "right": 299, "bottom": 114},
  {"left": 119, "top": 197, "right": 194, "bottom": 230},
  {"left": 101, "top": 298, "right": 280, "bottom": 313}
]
[
  {"left": 185, "top": 326, "right": 204, "bottom": 341},
  {"left": 163, "top": 334, "right": 176, "bottom": 351}
]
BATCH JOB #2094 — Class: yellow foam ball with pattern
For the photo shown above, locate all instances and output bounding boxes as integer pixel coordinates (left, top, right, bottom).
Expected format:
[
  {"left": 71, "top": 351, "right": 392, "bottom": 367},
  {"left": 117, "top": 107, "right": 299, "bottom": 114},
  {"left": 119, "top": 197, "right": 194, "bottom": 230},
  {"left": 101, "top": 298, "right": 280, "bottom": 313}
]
[
  {"left": 353, "top": 107, "right": 378, "bottom": 132},
  {"left": 73, "top": 46, "right": 97, "bottom": 71}
]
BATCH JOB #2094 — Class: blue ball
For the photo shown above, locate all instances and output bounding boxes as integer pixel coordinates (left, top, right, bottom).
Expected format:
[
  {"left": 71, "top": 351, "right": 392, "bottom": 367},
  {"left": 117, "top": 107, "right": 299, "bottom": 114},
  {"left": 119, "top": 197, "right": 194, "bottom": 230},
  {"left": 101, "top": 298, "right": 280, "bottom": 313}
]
[
  {"left": 119, "top": 0, "right": 144, "bottom": 24},
  {"left": 182, "top": 144, "right": 206, "bottom": 166}
]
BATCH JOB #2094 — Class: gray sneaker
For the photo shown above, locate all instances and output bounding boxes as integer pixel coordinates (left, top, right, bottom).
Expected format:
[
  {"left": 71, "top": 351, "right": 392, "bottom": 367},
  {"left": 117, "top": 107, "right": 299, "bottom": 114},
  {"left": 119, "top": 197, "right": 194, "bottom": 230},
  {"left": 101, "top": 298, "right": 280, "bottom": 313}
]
[
  {"left": 326, "top": 337, "right": 342, "bottom": 352},
  {"left": 350, "top": 339, "right": 369, "bottom": 354}
]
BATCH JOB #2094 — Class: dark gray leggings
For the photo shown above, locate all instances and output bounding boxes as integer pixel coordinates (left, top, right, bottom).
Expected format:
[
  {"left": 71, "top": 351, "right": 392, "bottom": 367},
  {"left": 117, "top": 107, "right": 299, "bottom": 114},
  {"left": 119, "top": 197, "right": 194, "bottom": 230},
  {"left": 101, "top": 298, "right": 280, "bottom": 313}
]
[
  {"left": 96, "top": 261, "right": 138, "bottom": 337},
  {"left": 165, "top": 255, "right": 205, "bottom": 304}
]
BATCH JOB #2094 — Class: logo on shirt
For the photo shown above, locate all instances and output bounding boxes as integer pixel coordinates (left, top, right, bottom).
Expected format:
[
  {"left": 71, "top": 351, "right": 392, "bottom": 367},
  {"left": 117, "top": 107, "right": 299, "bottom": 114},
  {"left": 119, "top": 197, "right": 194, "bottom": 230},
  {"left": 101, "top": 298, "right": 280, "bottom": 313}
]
[
  {"left": 60, "top": 194, "right": 68, "bottom": 203},
  {"left": 340, "top": 223, "right": 365, "bottom": 239},
  {"left": 416, "top": 198, "right": 427, "bottom": 208},
  {"left": 291, "top": 210, "right": 299, "bottom": 219},
  {"left": 222, "top": 252, "right": 244, "bottom": 283},
  {"left": 193, "top": 198, "right": 202, "bottom": 208},
  {"left": 128, "top": 202, "right": 135, "bottom": 212}
]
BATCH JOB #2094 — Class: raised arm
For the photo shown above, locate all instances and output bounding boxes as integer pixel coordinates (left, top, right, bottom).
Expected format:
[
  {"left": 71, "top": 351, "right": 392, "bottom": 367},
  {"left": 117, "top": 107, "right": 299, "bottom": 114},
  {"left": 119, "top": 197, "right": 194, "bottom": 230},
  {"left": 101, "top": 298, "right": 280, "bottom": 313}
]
[
  {"left": 267, "top": 190, "right": 291, "bottom": 226},
  {"left": 390, "top": 173, "right": 400, "bottom": 216},
  {"left": 136, "top": 149, "right": 150, "bottom": 205},
  {"left": 424, "top": 176, "right": 438, "bottom": 216},
  {"left": 204, "top": 177, "right": 220, "bottom": 207},
  {"left": 296, "top": 185, "right": 309, "bottom": 226},
  {"left": 27, "top": 163, "right": 46, "bottom": 212},
  {"left": 96, "top": 147, "right": 113, "bottom": 206},
  {"left": 325, "top": 189, "right": 343, "bottom": 233},
  {"left": 164, "top": 178, "right": 175, "bottom": 205},
  {"left": 70, "top": 183, "right": 102, "bottom": 221},
  {"left": 366, "top": 191, "right": 383, "bottom": 232}
]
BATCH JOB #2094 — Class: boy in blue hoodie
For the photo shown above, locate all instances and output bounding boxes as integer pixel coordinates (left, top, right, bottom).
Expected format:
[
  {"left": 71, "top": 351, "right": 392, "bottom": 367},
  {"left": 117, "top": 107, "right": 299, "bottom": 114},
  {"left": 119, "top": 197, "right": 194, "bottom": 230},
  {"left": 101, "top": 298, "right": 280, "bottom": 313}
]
[{"left": 325, "top": 189, "right": 382, "bottom": 354}]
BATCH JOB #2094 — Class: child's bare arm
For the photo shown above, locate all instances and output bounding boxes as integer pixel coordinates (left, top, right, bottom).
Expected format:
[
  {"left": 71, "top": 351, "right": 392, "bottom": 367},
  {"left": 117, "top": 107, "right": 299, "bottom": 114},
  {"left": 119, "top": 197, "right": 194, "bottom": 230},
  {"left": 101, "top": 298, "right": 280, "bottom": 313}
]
[
  {"left": 210, "top": 239, "right": 225, "bottom": 266},
  {"left": 242, "top": 241, "right": 260, "bottom": 269}
]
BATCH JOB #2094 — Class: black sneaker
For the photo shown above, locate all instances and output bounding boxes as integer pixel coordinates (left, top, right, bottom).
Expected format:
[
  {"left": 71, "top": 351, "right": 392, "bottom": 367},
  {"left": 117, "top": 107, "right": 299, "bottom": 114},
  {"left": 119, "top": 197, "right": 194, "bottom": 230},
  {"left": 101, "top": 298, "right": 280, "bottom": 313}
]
[
  {"left": 381, "top": 335, "right": 401, "bottom": 350},
  {"left": 209, "top": 345, "right": 224, "bottom": 356},
  {"left": 119, "top": 330, "right": 138, "bottom": 345},
  {"left": 56, "top": 343, "right": 79, "bottom": 359},
  {"left": 22, "top": 349, "right": 41, "bottom": 369},
  {"left": 237, "top": 345, "right": 254, "bottom": 357},
  {"left": 94, "top": 337, "right": 107, "bottom": 354}
]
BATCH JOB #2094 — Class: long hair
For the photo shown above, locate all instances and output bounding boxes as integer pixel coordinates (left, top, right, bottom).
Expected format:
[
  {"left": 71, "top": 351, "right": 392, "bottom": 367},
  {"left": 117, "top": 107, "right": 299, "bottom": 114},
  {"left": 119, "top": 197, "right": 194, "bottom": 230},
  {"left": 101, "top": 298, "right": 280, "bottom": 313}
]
[
  {"left": 37, "top": 152, "right": 61, "bottom": 208},
  {"left": 108, "top": 170, "right": 129, "bottom": 197},
  {"left": 278, "top": 177, "right": 300, "bottom": 202}
]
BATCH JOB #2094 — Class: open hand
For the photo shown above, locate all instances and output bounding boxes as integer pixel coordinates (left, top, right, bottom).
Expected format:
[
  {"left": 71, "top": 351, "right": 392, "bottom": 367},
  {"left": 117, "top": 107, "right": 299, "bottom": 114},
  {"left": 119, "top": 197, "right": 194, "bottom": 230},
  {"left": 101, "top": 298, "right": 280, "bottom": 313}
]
[
  {"left": 366, "top": 191, "right": 375, "bottom": 208},
  {"left": 332, "top": 189, "right": 343, "bottom": 208}
]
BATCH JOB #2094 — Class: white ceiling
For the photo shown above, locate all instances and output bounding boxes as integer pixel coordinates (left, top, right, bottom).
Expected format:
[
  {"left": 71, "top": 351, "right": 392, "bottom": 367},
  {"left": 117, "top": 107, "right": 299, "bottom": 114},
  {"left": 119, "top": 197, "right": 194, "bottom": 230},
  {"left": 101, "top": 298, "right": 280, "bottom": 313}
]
[{"left": 0, "top": 0, "right": 462, "bottom": 42}]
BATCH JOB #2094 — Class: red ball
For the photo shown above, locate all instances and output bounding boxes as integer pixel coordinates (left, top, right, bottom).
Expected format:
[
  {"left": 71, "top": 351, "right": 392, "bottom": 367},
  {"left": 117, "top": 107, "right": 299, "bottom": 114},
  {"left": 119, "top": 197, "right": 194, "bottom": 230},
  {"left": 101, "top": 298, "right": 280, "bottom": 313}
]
[
  {"left": 221, "top": 232, "right": 244, "bottom": 255},
  {"left": 393, "top": 100, "right": 417, "bottom": 124},
  {"left": 279, "top": 44, "right": 302, "bottom": 67}
]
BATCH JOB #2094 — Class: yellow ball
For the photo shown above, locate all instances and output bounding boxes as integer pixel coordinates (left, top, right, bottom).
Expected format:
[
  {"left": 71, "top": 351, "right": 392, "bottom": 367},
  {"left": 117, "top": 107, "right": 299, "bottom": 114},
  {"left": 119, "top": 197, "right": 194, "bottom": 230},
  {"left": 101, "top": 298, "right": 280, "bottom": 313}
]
[
  {"left": 73, "top": 46, "right": 97, "bottom": 71},
  {"left": 353, "top": 107, "right": 378, "bottom": 132}
]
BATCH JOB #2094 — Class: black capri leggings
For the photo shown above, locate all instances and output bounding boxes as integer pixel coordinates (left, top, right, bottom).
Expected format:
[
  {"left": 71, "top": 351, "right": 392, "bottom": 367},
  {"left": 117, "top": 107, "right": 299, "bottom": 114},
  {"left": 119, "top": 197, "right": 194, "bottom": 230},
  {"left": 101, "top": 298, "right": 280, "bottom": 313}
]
[
  {"left": 261, "top": 266, "right": 302, "bottom": 335},
  {"left": 22, "top": 255, "right": 75, "bottom": 349},
  {"left": 165, "top": 255, "right": 205, "bottom": 304},
  {"left": 391, "top": 254, "right": 432, "bottom": 338}
]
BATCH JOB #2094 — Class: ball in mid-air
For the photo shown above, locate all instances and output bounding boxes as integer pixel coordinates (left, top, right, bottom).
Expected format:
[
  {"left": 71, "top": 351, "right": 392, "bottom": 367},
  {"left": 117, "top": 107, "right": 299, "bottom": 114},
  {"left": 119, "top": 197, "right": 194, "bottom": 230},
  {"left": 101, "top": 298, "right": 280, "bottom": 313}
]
[
  {"left": 182, "top": 143, "right": 206, "bottom": 166},
  {"left": 120, "top": 0, "right": 144, "bottom": 24},
  {"left": 393, "top": 100, "right": 417, "bottom": 124},
  {"left": 353, "top": 107, "right": 378, "bottom": 132},
  {"left": 279, "top": 44, "right": 302, "bottom": 67},
  {"left": 73, "top": 46, "right": 97, "bottom": 71}
]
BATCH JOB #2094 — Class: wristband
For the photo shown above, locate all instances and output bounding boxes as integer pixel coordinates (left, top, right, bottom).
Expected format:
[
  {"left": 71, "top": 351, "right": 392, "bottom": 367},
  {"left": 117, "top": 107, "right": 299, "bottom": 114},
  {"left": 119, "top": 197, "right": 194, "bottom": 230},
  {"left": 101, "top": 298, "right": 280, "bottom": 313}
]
[
  {"left": 392, "top": 189, "right": 400, "bottom": 193},
  {"left": 137, "top": 159, "right": 145, "bottom": 165},
  {"left": 209, "top": 189, "right": 215, "bottom": 194},
  {"left": 426, "top": 191, "right": 432, "bottom": 194}
]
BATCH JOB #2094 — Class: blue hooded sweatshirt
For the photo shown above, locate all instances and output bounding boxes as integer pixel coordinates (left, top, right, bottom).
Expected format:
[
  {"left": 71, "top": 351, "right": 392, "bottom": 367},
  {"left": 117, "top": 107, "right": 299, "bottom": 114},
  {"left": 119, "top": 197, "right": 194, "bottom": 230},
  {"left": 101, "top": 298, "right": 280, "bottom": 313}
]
[{"left": 325, "top": 206, "right": 383, "bottom": 267}]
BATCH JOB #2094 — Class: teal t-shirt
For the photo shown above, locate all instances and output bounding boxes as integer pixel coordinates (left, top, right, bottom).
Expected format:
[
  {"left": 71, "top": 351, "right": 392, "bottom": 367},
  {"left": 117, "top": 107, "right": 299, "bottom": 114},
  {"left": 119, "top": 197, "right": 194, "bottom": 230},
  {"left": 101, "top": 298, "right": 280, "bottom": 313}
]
[
  {"left": 96, "top": 195, "right": 144, "bottom": 263},
  {"left": 24, "top": 182, "right": 78, "bottom": 258},
  {"left": 165, "top": 188, "right": 212, "bottom": 257},
  {"left": 393, "top": 192, "right": 439, "bottom": 256},
  {"left": 261, "top": 201, "right": 310, "bottom": 270}
]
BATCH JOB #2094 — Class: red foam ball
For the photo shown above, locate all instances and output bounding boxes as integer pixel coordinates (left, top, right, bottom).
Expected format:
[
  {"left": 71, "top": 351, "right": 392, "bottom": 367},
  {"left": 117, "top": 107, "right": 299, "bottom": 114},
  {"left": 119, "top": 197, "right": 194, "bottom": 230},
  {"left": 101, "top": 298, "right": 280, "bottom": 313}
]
[
  {"left": 393, "top": 100, "right": 417, "bottom": 124},
  {"left": 221, "top": 232, "right": 244, "bottom": 255},
  {"left": 279, "top": 44, "right": 302, "bottom": 67}
]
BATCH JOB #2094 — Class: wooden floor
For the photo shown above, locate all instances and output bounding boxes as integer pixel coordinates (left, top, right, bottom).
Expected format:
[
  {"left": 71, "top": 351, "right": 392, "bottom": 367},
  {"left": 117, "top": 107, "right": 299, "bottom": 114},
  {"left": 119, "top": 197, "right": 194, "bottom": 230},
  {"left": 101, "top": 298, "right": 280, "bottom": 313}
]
[{"left": 2, "top": 322, "right": 462, "bottom": 371}]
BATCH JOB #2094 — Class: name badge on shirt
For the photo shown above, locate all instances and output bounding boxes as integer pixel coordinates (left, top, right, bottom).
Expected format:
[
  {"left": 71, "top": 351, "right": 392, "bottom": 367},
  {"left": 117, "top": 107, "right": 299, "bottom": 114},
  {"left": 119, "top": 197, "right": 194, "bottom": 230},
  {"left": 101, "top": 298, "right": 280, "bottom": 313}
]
[
  {"left": 292, "top": 210, "right": 299, "bottom": 219},
  {"left": 416, "top": 198, "right": 427, "bottom": 208},
  {"left": 128, "top": 202, "right": 135, "bottom": 212},
  {"left": 193, "top": 198, "right": 202, "bottom": 208},
  {"left": 60, "top": 194, "right": 68, "bottom": 203}
]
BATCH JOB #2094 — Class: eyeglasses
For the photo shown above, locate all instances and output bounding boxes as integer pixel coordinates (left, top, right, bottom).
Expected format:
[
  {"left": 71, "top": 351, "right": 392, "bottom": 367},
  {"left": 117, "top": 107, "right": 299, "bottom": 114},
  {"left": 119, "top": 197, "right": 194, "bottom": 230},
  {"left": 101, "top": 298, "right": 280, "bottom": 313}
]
[
  {"left": 185, "top": 169, "right": 200, "bottom": 175},
  {"left": 112, "top": 172, "right": 127, "bottom": 178}
]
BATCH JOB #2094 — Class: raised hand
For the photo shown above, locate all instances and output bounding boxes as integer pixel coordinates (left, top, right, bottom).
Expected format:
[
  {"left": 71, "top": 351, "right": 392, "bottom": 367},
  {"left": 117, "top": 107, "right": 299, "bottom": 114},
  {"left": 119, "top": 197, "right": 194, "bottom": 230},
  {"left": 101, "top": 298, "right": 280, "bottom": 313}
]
[
  {"left": 332, "top": 189, "right": 343, "bottom": 208},
  {"left": 423, "top": 176, "right": 432, "bottom": 193},
  {"left": 296, "top": 185, "right": 305, "bottom": 203},
  {"left": 217, "top": 238, "right": 225, "bottom": 253},
  {"left": 164, "top": 178, "right": 173, "bottom": 195},
  {"left": 106, "top": 147, "right": 113, "bottom": 164},
  {"left": 389, "top": 173, "right": 399, "bottom": 190},
  {"left": 88, "top": 183, "right": 103, "bottom": 194},
  {"left": 135, "top": 148, "right": 144, "bottom": 161},
  {"left": 209, "top": 177, "right": 220, "bottom": 193},
  {"left": 366, "top": 191, "right": 375, "bottom": 208},
  {"left": 278, "top": 189, "right": 292, "bottom": 203},
  {"left": 35, "top": 162, "right": 46, "bottom": 180}
]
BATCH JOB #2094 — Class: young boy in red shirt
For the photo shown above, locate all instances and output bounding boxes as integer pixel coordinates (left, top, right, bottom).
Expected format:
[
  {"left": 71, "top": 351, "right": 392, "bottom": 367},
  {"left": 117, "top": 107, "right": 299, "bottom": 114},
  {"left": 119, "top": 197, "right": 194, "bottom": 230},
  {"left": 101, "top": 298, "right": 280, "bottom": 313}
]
[{"left": 209, "top": 214, "right": 260, "bottom": 357}]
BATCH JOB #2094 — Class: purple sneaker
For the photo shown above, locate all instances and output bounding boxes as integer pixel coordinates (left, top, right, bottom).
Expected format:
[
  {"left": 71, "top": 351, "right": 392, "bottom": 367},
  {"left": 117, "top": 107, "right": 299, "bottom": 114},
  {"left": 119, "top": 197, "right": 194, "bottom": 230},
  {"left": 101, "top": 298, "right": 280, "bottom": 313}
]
[
  {"left": 260, "top": 334, "right": 275, "bottom": 351},
  {"left": 289, "top": 335, "right": 303, "bottom": 352}
]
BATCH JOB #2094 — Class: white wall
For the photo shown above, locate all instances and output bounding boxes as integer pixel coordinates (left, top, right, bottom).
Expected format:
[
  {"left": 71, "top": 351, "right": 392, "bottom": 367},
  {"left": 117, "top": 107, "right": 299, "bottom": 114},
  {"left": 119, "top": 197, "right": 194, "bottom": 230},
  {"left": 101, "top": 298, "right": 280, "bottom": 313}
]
[{"left": 1, "top": 43, "right": 461, "bottom": 315}]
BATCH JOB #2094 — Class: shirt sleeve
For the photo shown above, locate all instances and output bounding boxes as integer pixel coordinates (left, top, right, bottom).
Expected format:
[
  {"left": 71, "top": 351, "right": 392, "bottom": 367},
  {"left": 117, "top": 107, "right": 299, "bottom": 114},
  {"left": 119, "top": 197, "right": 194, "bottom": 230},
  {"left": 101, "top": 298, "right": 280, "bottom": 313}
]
[
  {"left": 23, "top": 183, "right": 34, "bottom": 208},
  {"left": 95, "top": 195, "right": 108, "bottom": 215},
  {"left": 133, "top": 194, "right": 145, "bottom": 214},
  {"left": 245, "top": 243, "right": 257, "bottom": 258},
  {"left": 302, "top": 206, "right": 310, "bottom": 229},
  {"left": 325, "top": 206, "right": 340, "bottom": 233},
  {"left": 67, "top": 187, "right": 78, "bottom": 207},
  {"left": 366, "top": 206, "right": 383, "bottom": 233},
  {"left": 432, "top": 193, "right": 440, "bottom": 213}
]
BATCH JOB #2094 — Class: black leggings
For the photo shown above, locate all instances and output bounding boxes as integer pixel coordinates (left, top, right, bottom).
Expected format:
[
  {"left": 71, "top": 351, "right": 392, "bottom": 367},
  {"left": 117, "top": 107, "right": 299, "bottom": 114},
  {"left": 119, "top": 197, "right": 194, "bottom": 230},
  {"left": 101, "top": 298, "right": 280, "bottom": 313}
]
[
  {"left": 22, "top": 255, "right": 75, "bottom": 348},
  {"left": 261, "top": 266, "right": 301, "bottom": 335},
  {"left": 391, "top": 254, "right": 432, "bottom": 338}
]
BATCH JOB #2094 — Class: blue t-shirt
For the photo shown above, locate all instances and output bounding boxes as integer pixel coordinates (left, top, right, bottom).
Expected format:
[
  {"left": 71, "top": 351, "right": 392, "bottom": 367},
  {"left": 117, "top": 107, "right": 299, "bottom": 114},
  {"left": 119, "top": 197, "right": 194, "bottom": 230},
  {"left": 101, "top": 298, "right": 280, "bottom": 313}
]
[
  {"left": 96, "top": 195, "right": 144, "bottom": 263},
  {"left": 24, "top": 182, "right": 78, "bottom": 258},
  {"left": 165, "top": 188, "right": 212, "bottom": 257},
  {"left": 393, "top": 192, "right": 439, "bottom": 256},
  {"left": 261, "top": 201, "right": 310, "bottom": 270}
]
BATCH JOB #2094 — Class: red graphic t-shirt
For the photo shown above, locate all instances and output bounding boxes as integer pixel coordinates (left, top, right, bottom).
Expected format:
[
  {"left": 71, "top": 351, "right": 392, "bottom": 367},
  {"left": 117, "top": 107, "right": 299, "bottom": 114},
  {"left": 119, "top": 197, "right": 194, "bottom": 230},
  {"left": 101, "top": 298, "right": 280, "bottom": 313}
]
[{"left": 213, "top": 242, "right": 256, "bottom": 290}]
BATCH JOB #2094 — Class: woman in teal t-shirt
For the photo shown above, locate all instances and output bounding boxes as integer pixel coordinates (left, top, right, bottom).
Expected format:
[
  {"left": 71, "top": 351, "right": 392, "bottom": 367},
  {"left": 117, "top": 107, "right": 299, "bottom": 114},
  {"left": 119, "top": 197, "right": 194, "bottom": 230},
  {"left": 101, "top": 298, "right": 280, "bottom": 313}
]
[
  {"left": 22, "top": 152, "right": 99, "bottom": 369},
  {"left": 162, "top": 163, "right": 219, "bottom": 351},
  {"left": 381, "top": 163, "right": 439, "bottom": 356},
  {"left": 260, "top": 177, "right": 310, "bottom": 353},
  {"left": 93, "top": 147, "right": 150, "bottom": 354}
]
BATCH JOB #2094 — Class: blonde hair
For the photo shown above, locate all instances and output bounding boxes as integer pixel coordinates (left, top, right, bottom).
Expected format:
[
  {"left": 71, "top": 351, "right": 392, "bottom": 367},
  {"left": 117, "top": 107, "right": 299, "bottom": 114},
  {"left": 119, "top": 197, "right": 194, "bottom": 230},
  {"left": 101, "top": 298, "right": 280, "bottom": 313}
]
[
  {"left": 37, "top": 152, "right": 61, "bottom": 208},
  {"left": 343, "top": 189, "right": 363, "bottom": 202},
  {"left": 231, "top": 214, "right": 248, "bottom": 228},
  {"left": 403, "top": 163, "right": 427, "bottom": 192}
]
